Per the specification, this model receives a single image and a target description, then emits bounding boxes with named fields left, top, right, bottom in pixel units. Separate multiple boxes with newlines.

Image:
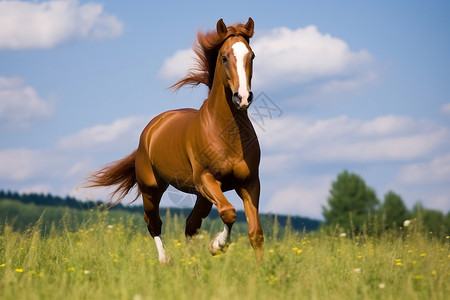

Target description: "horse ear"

left=217, top=19, right=227, bottom=37
left=245, top=17, right=254, bottom=37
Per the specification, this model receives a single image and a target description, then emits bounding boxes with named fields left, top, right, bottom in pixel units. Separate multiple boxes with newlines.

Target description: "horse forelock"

left=170, top=23, right=253, bottom=92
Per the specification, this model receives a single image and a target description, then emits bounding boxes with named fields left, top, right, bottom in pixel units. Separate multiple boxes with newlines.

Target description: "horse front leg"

left=195, top=172, right=236, bottom=256
left=237, top=178, right=264, bottom=261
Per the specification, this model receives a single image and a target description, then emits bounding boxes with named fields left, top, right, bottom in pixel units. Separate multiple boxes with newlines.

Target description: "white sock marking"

left=154, top=235, right=168, bottom=263
left=232, top=42, right=249, bottom=106
left=216, top=225, right=230, bottom=247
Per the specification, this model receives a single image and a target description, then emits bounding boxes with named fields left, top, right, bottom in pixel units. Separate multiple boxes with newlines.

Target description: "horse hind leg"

left=185, top=194, right=213, bottom=238
left=141, top=185, right=169, bottom=263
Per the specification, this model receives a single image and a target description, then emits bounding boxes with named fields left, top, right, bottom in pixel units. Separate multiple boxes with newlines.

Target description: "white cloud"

left=252, top=26, right=374, bottom=89
left=258, top=114, right=449, bottom=163
left=0, top=0, right=123, bottom=50
left=56, top=115, right=149, bottom=151
left=441, top=103, right=450, bottom=116
left=0, top=76, right=55, bottom=128
left=260, top=153, right=295, bottom=174
left=0, top=148, right=47, bottom=180
left=264, top=176, right=332, bottom=219
left=20, top=183, right=54, bottom=195
left=159, top=25, right=374, bottom=92
left=396, top=153, right=450, bottom=185
left=158, top=48, right=196, bottom=80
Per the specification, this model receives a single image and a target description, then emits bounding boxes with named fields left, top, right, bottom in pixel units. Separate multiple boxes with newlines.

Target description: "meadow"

left=0, top=210, right=449, bottom=300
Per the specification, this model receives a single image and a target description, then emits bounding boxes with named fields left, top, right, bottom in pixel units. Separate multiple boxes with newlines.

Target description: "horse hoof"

left=209, top=233, right=230, bottom=256
left=158, top=256, right=171, bottom=265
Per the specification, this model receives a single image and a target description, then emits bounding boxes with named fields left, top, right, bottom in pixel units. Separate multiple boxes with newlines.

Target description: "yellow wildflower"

left=15, top=268, right=24, bottom=273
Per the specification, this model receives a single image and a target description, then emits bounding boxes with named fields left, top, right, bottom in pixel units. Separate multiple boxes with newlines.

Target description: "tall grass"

left=0, top=210, right=449, bottom=299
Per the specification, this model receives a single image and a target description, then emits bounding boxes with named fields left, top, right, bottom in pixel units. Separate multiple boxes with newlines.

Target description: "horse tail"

left=86, top=150, right=141, bottom=206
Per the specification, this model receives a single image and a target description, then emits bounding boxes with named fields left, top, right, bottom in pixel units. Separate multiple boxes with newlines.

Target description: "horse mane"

left=170, top=22, right=254, bottom=92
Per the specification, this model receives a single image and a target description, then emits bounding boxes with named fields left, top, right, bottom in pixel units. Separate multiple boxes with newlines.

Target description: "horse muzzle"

left=232, top=91, right=254, bottom=110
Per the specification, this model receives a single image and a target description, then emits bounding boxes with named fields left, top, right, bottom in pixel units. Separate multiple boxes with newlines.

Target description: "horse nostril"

left=232, top=92, right=242, bottom=107
left=248, top=92, right=254, bottom=104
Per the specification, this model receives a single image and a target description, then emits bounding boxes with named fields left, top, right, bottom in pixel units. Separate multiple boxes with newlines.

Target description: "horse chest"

left=197, top=141, right=249, bottom=180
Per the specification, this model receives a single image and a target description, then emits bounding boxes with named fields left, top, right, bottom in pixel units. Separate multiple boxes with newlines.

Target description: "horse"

left=87, top=18, right=263, bottom=263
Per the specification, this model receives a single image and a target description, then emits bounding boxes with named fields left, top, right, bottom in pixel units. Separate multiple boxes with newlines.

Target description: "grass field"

left=0, top=210, right=449, bottom=300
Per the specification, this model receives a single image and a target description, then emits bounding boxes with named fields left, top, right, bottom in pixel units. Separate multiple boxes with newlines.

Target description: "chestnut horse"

left=87, top=18, right=263, bottom=262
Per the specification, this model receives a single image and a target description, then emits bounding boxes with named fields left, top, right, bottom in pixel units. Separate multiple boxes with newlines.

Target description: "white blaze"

left=232, top=42, right=250, bottom=105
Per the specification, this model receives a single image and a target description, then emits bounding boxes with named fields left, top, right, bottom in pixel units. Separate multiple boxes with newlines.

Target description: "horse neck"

left=203, top=73, right=250, bottom=130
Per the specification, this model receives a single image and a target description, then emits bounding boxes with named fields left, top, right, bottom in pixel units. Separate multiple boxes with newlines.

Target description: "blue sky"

left=1, top=0, right=449, bottom=219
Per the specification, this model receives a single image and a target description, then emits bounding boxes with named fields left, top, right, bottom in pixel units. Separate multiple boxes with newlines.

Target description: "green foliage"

left=413, top=203, right=448, bottom=235
left=322, top=170, right=379, bottom=232
left=380, top=191, right=411, bottom=228
left=322, top=172, right=449, bottom=235
left=0, top=199, right=146, bottom=236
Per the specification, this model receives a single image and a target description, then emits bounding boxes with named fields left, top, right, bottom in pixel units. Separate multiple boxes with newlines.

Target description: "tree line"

left=322, top=170, right=450, bottom=235
left=0, top=190, right=320, bottom=234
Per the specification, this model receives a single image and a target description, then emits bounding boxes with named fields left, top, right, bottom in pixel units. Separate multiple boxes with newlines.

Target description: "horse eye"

left=221, top=56, right=227, bottom=63
left=251, top=53, right=256, bottom=60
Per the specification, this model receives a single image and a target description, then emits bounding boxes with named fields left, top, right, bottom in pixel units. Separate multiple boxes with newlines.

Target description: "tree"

left=380, top=191, right=410, bottom=228
left=322, top=170, right=379, bottom=232
left=413, top=202, right=447, bottom=234
left=445, top=212, right=450, bottom=235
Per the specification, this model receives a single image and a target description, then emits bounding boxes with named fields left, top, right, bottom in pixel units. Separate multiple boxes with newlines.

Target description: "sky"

left=0, top=0, right=449, bottom=220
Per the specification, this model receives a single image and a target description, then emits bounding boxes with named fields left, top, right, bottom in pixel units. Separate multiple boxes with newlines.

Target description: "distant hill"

left=0, top=190, right=321, bottom=233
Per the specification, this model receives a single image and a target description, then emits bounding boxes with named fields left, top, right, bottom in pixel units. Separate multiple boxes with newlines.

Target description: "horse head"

left=216, top=18, right=255, bottom=110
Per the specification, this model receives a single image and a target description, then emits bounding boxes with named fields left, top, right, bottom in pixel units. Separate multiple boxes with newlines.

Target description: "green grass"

left=0, top=211, right=449, bottom=299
